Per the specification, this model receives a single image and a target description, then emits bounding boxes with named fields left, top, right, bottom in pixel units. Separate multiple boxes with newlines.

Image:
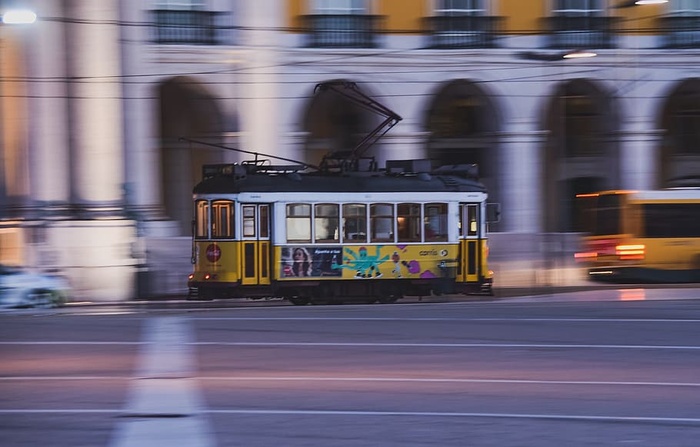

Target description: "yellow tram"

left=187, top=159, right=495, bottom=304
left=186, top=81, right=496, bottom=304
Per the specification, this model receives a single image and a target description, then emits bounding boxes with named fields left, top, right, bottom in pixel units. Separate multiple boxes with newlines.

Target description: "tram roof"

left=193, top=163, right=487, bottom=195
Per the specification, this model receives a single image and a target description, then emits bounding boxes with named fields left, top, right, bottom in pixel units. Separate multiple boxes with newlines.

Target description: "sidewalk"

left=493, top=283, right=700, bottom=302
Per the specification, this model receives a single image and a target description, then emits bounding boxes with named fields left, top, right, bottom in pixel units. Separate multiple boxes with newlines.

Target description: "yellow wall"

left=285, top=0, right=667, bottom=35
left=499, top=0, right=546, bottom=35
left=619, top=4, right=667, bottom=35
left=379, top=0, right=426, bottom=34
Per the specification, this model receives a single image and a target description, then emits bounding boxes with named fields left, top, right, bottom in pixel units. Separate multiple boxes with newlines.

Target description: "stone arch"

left=301, top=79, right=389, bottom=168
left=541, top=78, right=620, bottom=232
left=657, top=78, right=700, bottom=187
left=157, top=76, right=232, bottom=234
left=423, top=79, right=502, bottom=227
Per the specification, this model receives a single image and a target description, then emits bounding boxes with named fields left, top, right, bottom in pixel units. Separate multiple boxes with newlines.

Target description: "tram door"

left=460, top=203, right=481, bottom=282
left=241, top=204, right=271, bottom=286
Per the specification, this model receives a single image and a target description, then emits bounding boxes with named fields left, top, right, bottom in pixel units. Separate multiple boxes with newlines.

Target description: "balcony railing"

left=543, top=16, right=620, bottom=49
left=658, top=16, right=700, bottom=48
left=151, top=10, right=230, bottom=45
left=424, top=15, right=503, bottom=49
left=301, top=14, right=382, bottom=48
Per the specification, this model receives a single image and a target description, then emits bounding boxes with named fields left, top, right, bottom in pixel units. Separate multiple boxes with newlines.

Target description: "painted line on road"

left=108, top=317, right=216, bottom=447
left=206, top=409, right=700, bottom=425
left=1, top=408, right=698, bottom=425
left=0, top=341, right=143, bottom=345
left=198, top=376, right=700, bottom=387
left=193, top=341, right=700, bottom=350
left=1, top=375, right=699, bottom=388
left=2, top=340, right=699, bottom=350
left=192, top=316, right=700, bottom=323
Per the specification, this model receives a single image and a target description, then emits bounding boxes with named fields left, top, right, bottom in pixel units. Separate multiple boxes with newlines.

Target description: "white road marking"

left=2, top=340, right=699, bottom=350
left=198, top=376, right=700, bottom=387
left=1, top=375, right=699, bottom=388
left=1, top=408, right=698, bottom=425
left=191, top=317, right=700, bottom=323
left=193, top=341, right=700, bottom=350
left=108, top=317, right=216, bottom=447
left=5, top=376, right=700, bottom=390
left=203, top=409, right=700, bottom=424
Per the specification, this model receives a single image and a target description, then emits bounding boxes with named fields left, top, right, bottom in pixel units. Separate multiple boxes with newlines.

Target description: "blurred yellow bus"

left=575, top=188, right=700, bottom=283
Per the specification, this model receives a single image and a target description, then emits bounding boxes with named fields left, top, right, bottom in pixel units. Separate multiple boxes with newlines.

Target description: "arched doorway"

left=542, top=78, right=619, bottom=232
left=658, top=78, right=700, bottom=187
left=158, top=77, right=229, bottom=234
left=424, top=80, right=501, bottom=228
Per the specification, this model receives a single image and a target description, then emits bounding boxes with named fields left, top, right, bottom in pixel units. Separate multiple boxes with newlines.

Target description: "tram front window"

left=195, top=200, right=209, bottom=239
left=212, top=200, right=234, bottom=239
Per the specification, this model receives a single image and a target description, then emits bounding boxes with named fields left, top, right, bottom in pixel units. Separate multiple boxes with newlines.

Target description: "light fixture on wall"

left=562, top=49, right=597, bottom=59
left=517, top=49, right=597, bottom=61
left=1, top=9, right=37, bottom=24
left=614, top=0, right=668, bottom=8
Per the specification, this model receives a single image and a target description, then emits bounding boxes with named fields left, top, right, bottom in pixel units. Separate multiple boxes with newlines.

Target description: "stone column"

left=51, top=0, right=137, bottom=301
left=0, top=22, right=31, bottom=215
left=119, top=0, right=167, bottom=235
left=619, top=124, right=662, bottom=191
left=499, top=121, right=547, bottom=233
left=27, top=0, right=70, bottom=215
left=239, top=0, right=281, bottom=158
left=65, top=0, right=125, bottom=215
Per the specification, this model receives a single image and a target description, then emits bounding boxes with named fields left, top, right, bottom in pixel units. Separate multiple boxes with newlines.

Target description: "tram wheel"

left=377, top=295, right=399, bottom=304
left=288, top=297, right=310, bottom=306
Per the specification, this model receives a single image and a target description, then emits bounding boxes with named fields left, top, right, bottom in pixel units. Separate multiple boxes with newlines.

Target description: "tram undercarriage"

left=188, top=277, right=491, bottom=304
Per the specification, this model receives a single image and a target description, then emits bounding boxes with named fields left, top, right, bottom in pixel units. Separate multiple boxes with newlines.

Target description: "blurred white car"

left=0, top=265, right=70, bottom=308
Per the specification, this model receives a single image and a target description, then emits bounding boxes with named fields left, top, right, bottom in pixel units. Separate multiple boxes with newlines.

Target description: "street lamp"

left=2, top=9, right=36, bottom=25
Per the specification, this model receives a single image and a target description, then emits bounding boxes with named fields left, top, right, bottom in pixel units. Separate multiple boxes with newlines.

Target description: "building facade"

left=1, top=0, right=698, bottom=300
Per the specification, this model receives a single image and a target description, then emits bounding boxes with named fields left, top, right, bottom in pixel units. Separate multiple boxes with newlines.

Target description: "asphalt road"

left=1, top=288, right=700, bottom=446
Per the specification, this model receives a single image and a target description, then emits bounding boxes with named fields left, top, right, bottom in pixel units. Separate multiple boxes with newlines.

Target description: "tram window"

left=195, top=200, right=209, bottom=239
left=371, top=203, right=394, bottom=242
left=424, top=203, right=448, bottom=242
left=343, top=203, right=367, bottom=242
left=287, top=203, right=311, bottom=242
left=397, top=203, right=421, bottom=242
left=243, top=205, right=256, bottom=237
left=467, top=204, right=478, bottom=236
left=315, top=203, right=339, bottom=243
left=211, top=200, right=234, bottom=239
left=259, top=205, right=269, bottom=238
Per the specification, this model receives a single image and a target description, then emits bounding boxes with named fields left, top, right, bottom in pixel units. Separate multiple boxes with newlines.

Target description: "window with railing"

left=661, top=0, right=700, bottom=47
left=151, top=1, right=229, bottom=45
left=426, top=0, right=501, bottom=48
left=546, top=0, right=617, bottom=49
left=303, top=0, right=379, bottom=48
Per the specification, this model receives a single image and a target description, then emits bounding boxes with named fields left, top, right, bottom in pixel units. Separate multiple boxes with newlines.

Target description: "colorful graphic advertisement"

left=281, top=246, right=343, bottom=278
left=281, top=245, right=456, bottom=279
